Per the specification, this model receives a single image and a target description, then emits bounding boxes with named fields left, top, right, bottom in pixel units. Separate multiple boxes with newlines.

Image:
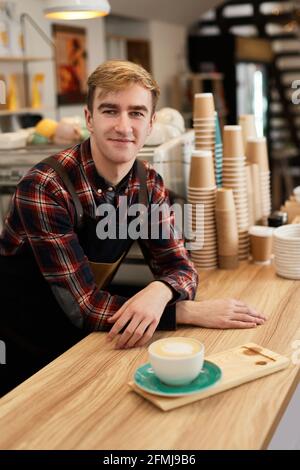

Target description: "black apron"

left=0, top=157, right=152, bottom=396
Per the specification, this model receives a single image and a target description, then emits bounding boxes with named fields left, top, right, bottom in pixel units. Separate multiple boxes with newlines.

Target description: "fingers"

left=133, top=321, right=158, bottom=348
left=234, top=307, right=267, bottom=321
left=232, top=300, right=267, bottom=321
left=247, top=308, right=267, bottom=321
left=107, top=310, right=133, bottom=340
left=231, top=313, right=265, bottom=325
left=119, top=319, right=150, bottom=349
left=107, top=300, right=131, bottom=324
left=234, top=299, right=247, bottom=308
left=229, top=320, right=257, bottom=329
left=115, top=317, right=143, bottom=349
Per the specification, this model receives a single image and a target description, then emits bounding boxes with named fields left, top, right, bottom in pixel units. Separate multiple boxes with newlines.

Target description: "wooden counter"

left=0, top=262, right=299, bottom=450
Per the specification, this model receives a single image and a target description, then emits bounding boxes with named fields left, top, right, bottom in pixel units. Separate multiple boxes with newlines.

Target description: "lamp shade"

left=44, top=0, right=111, bottom=20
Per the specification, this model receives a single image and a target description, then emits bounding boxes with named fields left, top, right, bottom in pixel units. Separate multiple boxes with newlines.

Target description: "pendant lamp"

left=44, top=0, right=111, bottom=20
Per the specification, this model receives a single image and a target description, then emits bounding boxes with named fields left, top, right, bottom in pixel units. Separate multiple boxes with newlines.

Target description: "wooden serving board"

left=128, top=343, right=290, bottom=411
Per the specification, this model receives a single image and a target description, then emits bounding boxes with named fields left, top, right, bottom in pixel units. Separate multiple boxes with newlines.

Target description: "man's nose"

left=114, top=113, right=132, bottom=134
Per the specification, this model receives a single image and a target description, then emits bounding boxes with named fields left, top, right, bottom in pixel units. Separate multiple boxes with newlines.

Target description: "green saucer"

left=134, top=361, right=222, bottom=397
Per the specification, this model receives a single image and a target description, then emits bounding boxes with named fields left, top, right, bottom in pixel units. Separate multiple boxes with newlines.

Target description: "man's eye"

left=130, top=111, right=144, bottom=117
left=103, top=110, right=117, bottom=115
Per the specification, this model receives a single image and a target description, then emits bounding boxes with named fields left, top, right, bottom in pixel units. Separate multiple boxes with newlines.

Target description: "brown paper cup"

left=239, top=114, right=257, bottom=151
left=195, top=137, right=215, bottom=144
left=246, top=137, right=269, bottom=172
left=216, top=188, right=235, bottom=211
left=246, top=164, right=255, bottom=226
left=188, top=186, right=216, bottom=193
left=223, top=156, right=246, bottom=163
left=193, top=117, right=215, bottom=123
left=223, top=125, right=244, bottom=158
left=249, top=226, right=274, bottom=264
left=222, top=178, right=247, bottom=185
left=219, top=255, right=239, bottom=269
left=193, top=93, right=215, bottom=119
left=189, top=150, right=216, bottom=188
left=216, top=210, right=238, bottom=246
left=194, top=128, right=215, bottom=134
left=249, top=163, right=262, bottom=223
left=195, top=144, right=215, bottom=151
left=193, top=125, right=215, bottom=132
left=223, top=168, right=246, bottom=176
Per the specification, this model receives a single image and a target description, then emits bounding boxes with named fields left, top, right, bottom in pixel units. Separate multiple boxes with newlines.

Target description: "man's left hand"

left=107, top=281, right=173, bottom=348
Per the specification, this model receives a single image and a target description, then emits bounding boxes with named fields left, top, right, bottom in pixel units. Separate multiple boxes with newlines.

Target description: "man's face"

left=85, top=84, right=154, bottom=166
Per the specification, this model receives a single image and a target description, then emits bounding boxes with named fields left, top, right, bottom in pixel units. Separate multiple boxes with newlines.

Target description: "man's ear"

left=148, top=112, right=156, bottom=135
left=84, top=106, right=93, bottom=134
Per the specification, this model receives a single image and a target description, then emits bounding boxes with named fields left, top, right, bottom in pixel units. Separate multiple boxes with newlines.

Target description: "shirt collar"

left=79, top=138, right=136, bottom=194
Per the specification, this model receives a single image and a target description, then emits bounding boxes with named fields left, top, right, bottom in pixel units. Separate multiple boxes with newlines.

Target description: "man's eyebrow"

left=128, top=105, right=149, bottom=113
left=97, top=103, right=119, bottom=110
left=97, top=103, right=149, bottom=113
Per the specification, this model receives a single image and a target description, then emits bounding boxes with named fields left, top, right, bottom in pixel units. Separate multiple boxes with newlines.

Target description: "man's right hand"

left=176, top=299, right=267, bottom=329
left=107, top=281, right=173, bottom=349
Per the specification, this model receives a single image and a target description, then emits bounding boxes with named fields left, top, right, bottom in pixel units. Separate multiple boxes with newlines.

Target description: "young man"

left=0, top=60, right=266, bottom=396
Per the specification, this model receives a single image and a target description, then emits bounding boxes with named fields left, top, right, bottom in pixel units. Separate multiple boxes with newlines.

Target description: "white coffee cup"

left=148, top=337, right=205, bottom=386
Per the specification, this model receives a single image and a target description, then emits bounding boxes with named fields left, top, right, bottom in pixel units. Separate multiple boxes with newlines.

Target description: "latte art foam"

left=151, top=338, right=201, bottom=358
left=161, top=342, right=195, bottom=356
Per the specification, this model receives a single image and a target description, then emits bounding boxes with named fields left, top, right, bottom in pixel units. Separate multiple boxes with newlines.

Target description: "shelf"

left=0, top=107, right=53, bottom=116
left=0, top=56, right=53, bottom=62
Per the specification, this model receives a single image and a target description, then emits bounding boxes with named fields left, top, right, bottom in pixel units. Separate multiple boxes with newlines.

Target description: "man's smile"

left=108, top=138, right=135, bottom=143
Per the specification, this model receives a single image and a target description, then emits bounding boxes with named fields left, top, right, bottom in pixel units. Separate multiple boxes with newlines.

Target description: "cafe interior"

left=0, top=0, right=299, bottom=453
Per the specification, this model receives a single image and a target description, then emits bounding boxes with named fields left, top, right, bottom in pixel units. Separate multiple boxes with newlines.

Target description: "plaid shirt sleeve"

left=140, top=166, right=199, bottom=303
left=15, top=169, right=128, bottom=332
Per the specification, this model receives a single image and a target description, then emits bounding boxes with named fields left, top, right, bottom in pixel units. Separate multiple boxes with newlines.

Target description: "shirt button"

left=107, top=186, right=114, bottom=192
left=97, top=188, right=102, bottom=194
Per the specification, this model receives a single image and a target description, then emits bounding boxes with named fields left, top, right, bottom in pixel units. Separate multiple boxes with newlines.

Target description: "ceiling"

left=109, top=0, right=224, bottom=26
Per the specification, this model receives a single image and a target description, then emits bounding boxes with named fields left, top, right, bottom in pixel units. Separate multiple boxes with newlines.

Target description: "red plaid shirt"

left=0, top=139, right=198, bottom=330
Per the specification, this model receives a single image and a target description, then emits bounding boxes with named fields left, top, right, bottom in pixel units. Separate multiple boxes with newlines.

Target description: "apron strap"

left=43, top=156, right=84, bottom=230
left=42, top=156, right=149, bottom=228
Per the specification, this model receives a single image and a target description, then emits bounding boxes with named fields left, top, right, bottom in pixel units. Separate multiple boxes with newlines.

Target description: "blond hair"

left=87, top=60, right=160, bottom=115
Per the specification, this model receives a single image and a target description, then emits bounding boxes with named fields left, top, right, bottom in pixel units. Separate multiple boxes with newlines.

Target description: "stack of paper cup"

left=249, top=163, right=263, bottom=223
left=246, top=164, right=255, bottom=227
left=222, top=125, right=249, bottom=260
left=215, top=111, right=223, bottom=188
left=187, top=150, right=218, bottom=270
left=239, top=114, right=257, bottom=152
left=246, top=137, right=271, bottom=222
left=193, top=93, right=216, bottom=160
left=273, top=224, right=300, bottom=279
left=193, top=92, right=215, bottom=121
left=215, top=188, right=239, bottom=269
